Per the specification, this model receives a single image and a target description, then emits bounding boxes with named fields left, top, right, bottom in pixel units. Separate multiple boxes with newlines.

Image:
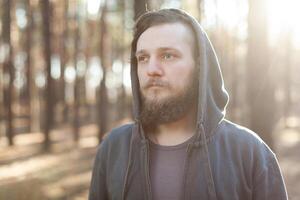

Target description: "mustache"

left=142, top=79, right=169, bottom=89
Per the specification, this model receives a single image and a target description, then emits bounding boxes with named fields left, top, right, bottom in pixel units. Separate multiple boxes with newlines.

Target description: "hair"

left=130, top=9, right=199, bottom=67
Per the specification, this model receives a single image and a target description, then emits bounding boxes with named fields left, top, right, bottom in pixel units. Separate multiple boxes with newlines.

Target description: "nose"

left=147, top=57, right=163, bottom=76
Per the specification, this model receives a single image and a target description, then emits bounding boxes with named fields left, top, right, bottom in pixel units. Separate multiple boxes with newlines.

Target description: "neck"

left=146, top=108, right=197, bottom=146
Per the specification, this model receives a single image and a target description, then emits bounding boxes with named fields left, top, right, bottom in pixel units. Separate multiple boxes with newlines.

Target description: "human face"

left=136, top=22, right=196, bottom=104
left=136, top=22, right=198, bottom=126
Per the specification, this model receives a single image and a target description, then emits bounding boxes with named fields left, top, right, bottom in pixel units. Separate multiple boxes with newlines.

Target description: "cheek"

left=137, top=66, right=141, bottom=77
left=137, top=68, right=145, bottom=86
left=169, top=65, right=194, bottom=87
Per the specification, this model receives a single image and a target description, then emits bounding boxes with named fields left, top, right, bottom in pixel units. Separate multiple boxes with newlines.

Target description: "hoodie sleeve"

left=253, top=153, right=288, bottom=200
left=88, top=143, right=108, bottom=200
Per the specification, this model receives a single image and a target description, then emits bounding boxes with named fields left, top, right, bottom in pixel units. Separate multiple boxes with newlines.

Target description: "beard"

left=139, top=70, right=198, bottom=129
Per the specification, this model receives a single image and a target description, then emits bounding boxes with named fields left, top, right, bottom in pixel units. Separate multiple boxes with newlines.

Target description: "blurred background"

left=0, top=0, right=299, bottom=199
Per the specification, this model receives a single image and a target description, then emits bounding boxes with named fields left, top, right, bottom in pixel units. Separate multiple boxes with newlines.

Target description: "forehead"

left=136, top=22, right=194, bottom=53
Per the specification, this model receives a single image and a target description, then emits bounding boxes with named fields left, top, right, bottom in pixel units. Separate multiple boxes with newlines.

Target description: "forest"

left=0, top=0, right=299, bottom=199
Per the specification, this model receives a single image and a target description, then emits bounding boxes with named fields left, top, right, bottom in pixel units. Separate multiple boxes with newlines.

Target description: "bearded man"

left=89, top=9, right=287, bottom=200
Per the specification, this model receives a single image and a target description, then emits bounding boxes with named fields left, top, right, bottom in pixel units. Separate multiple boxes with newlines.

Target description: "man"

left=89, top=9, right=287, bottom=200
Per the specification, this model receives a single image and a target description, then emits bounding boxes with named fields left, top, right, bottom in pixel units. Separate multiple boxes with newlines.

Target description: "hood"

left=130, top=8, right=229, bottom=141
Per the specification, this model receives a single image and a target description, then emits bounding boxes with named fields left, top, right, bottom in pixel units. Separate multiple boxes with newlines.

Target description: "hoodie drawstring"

left=199, top=123, right=218, bottom=200
left=121, top=123, right=139, bottom=200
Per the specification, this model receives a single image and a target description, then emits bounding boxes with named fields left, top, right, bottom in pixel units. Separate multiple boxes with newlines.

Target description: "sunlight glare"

left=203, top=0, right=248, bottom=39
left=16, top=8, right=27, bottom=29
left=86, top=57, right=102, bottom=87
left=65, top=64, right=76, bottom=83
left=123, top=63, right=131, bottom=91
left=51, top=55, right=61, bottom=80
left=86, top=0, right=102, bottom=17
left=268, top=0, right=300, bottom=48
left=215, top=0, right=247, bottom=30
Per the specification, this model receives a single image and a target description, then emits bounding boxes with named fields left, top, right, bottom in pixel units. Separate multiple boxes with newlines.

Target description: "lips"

left=144, top=80, right=168, bottom=89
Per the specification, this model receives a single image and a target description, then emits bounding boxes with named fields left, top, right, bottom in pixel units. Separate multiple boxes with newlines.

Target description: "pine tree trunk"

left=60, top=0, right=68, bottom=123
left=283, top=32, right=292, bottom=124
left=25, top=0, right=33, bottom=132
left=97, top=2, right=109, bottom=142
left=41, top=0, right=53, bottom=150
left=247, top=0, right=274, bottom=149
left=119, top=0, right=127, bottom=120
left=197, top=0, right=203, bottom=22
left=2, top=0, right=14, bottom=146
left=134, top=0, right=148, bottom=20
left=73, top=3, right=80, bottom=143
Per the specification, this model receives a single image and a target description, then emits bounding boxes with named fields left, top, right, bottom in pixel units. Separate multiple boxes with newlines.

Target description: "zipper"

left=144, top=141, right=153, bottom=200
left=121, top=144, right=132, bottom=200
left=122, top=125, right=137, bottom=200
left=182, top=143, right=193, bottom=200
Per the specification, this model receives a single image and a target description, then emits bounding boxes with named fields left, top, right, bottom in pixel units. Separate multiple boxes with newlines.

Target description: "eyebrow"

left=135, top=47, right=179, bottom=57
left=135, top=49, right=147, bottom=57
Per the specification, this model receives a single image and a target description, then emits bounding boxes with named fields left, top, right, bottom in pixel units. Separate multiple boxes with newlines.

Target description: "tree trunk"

left=197, top=0, right=203, bottom=22
left=73, top=3, right=80, bottom=143
left=134, top=0, right=148, bottom=20
left=118, top=0, right=127, bottom=120
left=41, top=0, right=53, bottom=150
left=247, top=0, right=274, bottom=149
left=2, top=0, right=14, bottom=146
left=25, top=0, right=33, bottom=132
left=60, top=0, right=68, bottom=123
left=97, top=2, right=109, bottom=143
left=228, top=34, right=238, bottom=121
left=283, top=32, right=292, bottom=124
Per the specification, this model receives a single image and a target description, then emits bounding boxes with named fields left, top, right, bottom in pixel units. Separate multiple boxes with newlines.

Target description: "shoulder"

left=105, top=123, right=133, bottom=142
left=100, top=123, right=134, bottom=149
left=215, top=119, right=276, bottom=163
left=94, top=123, right=133, bottom=159
left=214, top=121, right=287, bottom=198
left=90, top=123, right=134, bottom=194
left=215, top=119, right=283, bottom=179
left=219, top=119, right=263, bottom=140
left=218, top=119, right=271, bottom=149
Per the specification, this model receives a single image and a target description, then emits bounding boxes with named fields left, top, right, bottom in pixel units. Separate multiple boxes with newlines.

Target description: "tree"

left=283, top=32, right=292, bottom=124
left=2, top=0, right=14, bottom=146
left=134, top=0, right=149, bottom=20
left=197, top=0, right=203, bottom=22
left=247, top=0, right=274, bottom=149
left=41, top=0, right=53, bottom=150
left=73, top=2, right=80, bottom=143
left=97, top=1, right=109, bottom=142
left=59, top=0, right=69, bottom=123
left=25, top=0, right=33, bottom=132
left=118, top=0, right=127, bottom=120
left=3, top=0, right=14, bottom=146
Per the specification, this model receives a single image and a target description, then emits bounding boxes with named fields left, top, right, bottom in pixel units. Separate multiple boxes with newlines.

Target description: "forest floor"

left=0, top=117, right=299, bottom=200
left=275, top=116, right=300, bottom=200
left=0, top=123, right=101, bottom=200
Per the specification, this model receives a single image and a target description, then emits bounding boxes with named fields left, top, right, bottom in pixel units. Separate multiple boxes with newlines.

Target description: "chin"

left=146, top=91, right=168, bottom=100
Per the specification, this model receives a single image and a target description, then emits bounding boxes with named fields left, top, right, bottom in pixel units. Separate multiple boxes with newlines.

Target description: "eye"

left=162, top=53, right=174, bottom=60
left=137, top=55, right=149, bottom=63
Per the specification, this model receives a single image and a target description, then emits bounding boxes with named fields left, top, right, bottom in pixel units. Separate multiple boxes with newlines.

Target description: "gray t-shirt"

left=149, top=136, right=195, bottom=200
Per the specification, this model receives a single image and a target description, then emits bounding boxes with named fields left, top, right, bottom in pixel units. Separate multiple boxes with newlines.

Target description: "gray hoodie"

left=89, top=8, right=288, bottom=200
